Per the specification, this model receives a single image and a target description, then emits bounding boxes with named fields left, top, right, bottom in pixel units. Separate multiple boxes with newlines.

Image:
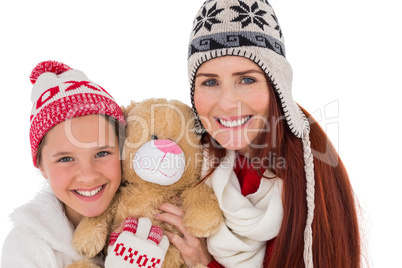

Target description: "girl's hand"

left=155, top=202, right=213, bottom=267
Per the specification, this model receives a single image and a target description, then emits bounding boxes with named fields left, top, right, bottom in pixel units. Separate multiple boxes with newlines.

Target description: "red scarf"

left=234, top=154, right=264, bottom=196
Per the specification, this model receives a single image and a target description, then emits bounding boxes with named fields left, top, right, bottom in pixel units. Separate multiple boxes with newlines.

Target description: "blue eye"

left=242, top=77, right=255, bottom=84
left=96, top=151, right=110, bottom=158
left=204, top=80, right=217, bottom=86
left=58, top=157, right=72, bottom=162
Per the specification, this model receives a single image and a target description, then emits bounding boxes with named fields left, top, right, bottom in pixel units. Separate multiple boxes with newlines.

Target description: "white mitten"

left=105, top=217, right=169, bottom=268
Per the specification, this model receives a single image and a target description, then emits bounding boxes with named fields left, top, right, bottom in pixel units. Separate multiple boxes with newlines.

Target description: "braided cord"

left=302, top=131, right=315, bottom=268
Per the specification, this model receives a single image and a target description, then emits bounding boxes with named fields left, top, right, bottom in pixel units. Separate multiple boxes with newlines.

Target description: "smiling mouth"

left=217, top=115, right=252, bottom=128
left=74, top=185, right=105, bottom=197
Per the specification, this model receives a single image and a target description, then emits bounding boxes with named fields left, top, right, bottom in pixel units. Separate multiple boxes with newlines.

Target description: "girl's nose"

left=154, top=139, right=182, bottom=155
left=77, top=161, right=99, bottom=182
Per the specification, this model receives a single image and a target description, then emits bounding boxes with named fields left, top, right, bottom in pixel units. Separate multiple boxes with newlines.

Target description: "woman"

left=158, top=0, right=361, bottom=267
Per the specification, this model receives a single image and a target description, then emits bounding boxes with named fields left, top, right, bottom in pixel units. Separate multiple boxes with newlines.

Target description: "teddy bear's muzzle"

left=132, top=139, right=186, bottom=186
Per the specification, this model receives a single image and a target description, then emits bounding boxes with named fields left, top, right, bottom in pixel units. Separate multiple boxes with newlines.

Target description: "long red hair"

left=201, top=85, right=361, bottom=267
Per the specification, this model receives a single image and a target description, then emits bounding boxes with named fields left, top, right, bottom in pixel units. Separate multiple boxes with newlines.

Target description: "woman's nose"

left=218, top=84, right=240, bottom=112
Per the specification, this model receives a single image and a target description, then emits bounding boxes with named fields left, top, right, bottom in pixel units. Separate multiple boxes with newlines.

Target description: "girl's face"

left=39, top=115, right=121, bottom=227
left=194, top=56, right=271, bottom=155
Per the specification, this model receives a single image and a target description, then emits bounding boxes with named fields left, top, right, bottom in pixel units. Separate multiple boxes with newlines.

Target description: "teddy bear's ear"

left=121, top=101, right=137, bottom=119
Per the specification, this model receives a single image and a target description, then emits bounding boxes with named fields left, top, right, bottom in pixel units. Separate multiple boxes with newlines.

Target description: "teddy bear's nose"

left=154, top=139, right=182, bottom=155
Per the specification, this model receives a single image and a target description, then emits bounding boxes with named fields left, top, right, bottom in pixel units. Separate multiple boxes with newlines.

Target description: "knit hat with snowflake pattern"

left=29, top=61, right=126, bottom=167
left=188, top=1, right=315, bottom=267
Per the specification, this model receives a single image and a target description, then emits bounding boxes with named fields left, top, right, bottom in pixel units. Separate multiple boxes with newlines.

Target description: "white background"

left=0, top=0, right=401, bottom=266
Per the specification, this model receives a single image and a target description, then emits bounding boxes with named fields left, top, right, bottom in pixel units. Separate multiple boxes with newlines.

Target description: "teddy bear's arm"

left=72, top=193, right=119, bottom=258
left=181, top=184, right=223, bottom=237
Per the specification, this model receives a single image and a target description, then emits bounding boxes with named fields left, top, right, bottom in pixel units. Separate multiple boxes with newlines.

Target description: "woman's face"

left=194, top=56, right=271, bottom=155
left=39, top=115, right=121, bottom=227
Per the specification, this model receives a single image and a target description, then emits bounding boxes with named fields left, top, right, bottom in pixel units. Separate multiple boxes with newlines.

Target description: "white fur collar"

left=10, top=184, right=81, bottom=260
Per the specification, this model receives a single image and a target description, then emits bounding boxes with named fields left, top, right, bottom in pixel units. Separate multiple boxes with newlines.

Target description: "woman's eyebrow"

left=195, top=73, right=218, bottom=78
left=232, top=69, right=265, bottom=76
left=196, top=69, right=265, bottom=78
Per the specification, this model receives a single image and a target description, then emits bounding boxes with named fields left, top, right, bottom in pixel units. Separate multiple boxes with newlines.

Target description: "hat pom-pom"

left=30, top=61, right=72, bottom=85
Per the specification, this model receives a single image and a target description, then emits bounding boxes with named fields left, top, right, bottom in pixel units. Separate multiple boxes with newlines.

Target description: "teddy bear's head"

left=121, top=98, right=203, bottom=189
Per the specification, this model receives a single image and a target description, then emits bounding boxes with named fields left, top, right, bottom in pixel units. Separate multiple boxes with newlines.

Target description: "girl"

left=1, top=61, right=168, bottom=267
left=158, top=0, right=361, bottom=267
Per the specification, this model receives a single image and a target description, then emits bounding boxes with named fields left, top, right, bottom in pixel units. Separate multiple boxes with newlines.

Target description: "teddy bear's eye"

left=151, top=134, right=158, bottom=140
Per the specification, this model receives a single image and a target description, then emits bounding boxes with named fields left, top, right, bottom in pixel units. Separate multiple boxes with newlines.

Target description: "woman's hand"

left=156, top=202, right=213, bottom=267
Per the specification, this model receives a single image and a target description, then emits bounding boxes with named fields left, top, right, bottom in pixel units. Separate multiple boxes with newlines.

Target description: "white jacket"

left=1, top=185, right=103, bottom=267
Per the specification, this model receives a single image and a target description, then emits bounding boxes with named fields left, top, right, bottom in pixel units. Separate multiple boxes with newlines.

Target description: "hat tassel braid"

left=302, top=130, right=315, bottom=268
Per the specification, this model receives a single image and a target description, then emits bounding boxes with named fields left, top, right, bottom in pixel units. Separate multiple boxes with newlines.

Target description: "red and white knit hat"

left=29, top=61, right=126, bottom=167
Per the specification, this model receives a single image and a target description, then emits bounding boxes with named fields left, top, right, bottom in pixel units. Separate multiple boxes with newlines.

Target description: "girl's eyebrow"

left=51, top=146, right=114, bottom=158
left=97, top=145, right=116, bottom=150
left=52, top=152, right=72, bottom=158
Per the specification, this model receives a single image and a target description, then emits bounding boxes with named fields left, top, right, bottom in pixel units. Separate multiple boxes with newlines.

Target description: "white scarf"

left=204, top=150, right=283, bottom=268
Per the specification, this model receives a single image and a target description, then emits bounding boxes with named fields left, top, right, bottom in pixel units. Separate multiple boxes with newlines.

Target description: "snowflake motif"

left=193, top=2, right=224, bottom=35
left=230, top=0, right=269, bottom=30
left=271, top=12, right=282, bottom=38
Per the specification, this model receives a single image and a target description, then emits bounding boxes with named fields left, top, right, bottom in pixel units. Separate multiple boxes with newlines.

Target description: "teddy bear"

left=69, top=98, right=223, bottom=268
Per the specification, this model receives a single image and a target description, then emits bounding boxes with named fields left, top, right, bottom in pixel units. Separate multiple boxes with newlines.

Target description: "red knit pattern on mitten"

left=122, top=217, right=138, bottom=234
left=109, top=232, right=120, bottom=246
left=148, top=225, right=163, bottom=245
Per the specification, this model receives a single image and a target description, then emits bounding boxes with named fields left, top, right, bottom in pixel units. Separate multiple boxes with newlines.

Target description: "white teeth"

left=219, top=116, right=251, bottom=128
left=75, top=185, right=103, bottom=197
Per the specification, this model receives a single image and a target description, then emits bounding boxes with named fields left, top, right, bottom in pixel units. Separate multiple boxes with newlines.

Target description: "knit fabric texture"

left=188, top=0, right=309, bottom=138
left=106, top=218, right=168, bottom=268
left=187, top=1, right=316, bottom=267
left=29, top=60, right=126, bottom=167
